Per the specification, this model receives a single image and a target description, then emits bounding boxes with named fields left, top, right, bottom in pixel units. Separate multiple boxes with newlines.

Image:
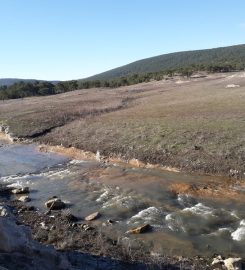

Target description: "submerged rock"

left=85, top=212, right=101, bottom=221
left=126, top=224, right=152, bottom=234
left=45, top=198, right=66, bottom=210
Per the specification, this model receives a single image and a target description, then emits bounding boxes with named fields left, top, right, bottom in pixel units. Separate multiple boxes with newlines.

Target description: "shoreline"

left=38, top=144, right=181, bottom=173
left=0, top=128, right=239, bottom=179
left=0, top=128, right=184, bottom=174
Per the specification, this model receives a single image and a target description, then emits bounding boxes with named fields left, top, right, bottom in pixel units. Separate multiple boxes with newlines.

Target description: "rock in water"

left=11, top=187, right=29, bottom=194
left=18, top=195, right=31, bottom=202
left=45, top=198, right=66, bottom=210
left=126, top=224, right=151, bottom=234
left=0, top=205, right=12, bottom=217
left=85, top=212, right=101, bottom=221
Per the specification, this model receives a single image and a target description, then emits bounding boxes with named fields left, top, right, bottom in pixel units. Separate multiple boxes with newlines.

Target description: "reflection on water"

left=0, top=141, right=245, bottom=256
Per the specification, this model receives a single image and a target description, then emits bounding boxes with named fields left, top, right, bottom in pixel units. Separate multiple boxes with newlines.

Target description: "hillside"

left=84, top=44, right=245, bottom=81
left=1, top=72, right=244, bottom=178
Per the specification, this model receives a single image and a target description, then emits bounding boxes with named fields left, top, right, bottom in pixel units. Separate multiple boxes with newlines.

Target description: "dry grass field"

left=1, top=72, right=245, bottom=177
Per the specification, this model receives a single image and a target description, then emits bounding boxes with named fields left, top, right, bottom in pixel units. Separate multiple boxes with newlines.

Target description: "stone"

left=107, top=219, right=114, bottom=224
left=11, top=187, right=29, bottom=194
left=61, top=210, right=78, bottom=222
left=85, top=212, right=100, bottom=221
left=126, top=224, right=152, bottom=234
left=18, top=195, right=31, bottom=202
left=212, top=256, right=242, bottom=270
left=0, top=217, right=71, bottom=269
left=102, top=219, right=115, bottom=226
left=226, top=84, right=240, bottom=88
left=80, top=224, right=94, bottom=231
left=194, top=145, right=202, bottom=150
left=0, top=206, right=11, bottom=217
left=40, top=222, right=49, bottom=230
left=45, top=198, right=66, bottom=210
left=224, top=258, right=242, bottom=270
left=96, top=150, right=101, bottom=161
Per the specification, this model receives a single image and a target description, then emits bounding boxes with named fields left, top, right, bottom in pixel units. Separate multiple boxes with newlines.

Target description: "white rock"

left=225, top=84, right=240, bottom=88
left=96, top=150, right=100, bottom=161
left=18, top=195, right=31, bottom=202
left=40, top=222, right=49, bottom=230
left=212, top=256, right=242, bottom=270
left=11, top=187, right=29, bottom=194
left=224, top=258, right=242, bottom=270
left=0, top=206, right=11, bottom=217
left=85, top=211, right=101, bottom=221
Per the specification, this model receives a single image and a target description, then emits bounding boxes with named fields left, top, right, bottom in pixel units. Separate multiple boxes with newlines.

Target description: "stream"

left=0, top=139, right=244, bottom=257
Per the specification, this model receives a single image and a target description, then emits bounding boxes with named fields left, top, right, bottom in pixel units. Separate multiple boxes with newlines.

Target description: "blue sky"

left=1, top=0, right=245, bottom=80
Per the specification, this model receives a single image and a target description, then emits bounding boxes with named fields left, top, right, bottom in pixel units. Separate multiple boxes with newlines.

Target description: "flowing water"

left=0, top=140, right=244, bottom=257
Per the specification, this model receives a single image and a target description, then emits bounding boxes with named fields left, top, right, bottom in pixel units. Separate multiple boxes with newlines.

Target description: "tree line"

left=1, top=63, right=244, bottom=100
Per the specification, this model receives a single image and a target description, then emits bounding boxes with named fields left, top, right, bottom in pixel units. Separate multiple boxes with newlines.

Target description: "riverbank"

left=0, top=139, right=245, bottom=269
left=2, top=130, right=245, bottom=204
left=0, top=72, right=244, bottom=178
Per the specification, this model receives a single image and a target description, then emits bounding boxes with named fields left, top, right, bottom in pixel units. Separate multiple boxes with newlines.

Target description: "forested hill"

left=84, top=44, right=245, bottom=81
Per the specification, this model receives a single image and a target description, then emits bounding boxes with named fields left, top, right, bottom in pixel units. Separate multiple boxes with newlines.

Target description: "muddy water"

left=0, top=141, right=245, bottom=257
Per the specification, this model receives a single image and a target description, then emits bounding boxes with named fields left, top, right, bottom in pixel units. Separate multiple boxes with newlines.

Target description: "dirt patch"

left=169, top=180, right=245, bottom=202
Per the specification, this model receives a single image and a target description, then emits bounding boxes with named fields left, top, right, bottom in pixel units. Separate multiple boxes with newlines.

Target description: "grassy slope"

left=84, top=44, right=245, bottom=81
left=0, top=72, right=245, bottom=177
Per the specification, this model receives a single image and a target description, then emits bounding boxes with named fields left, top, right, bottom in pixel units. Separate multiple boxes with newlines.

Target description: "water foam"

left=231, top=220, right=245, bottom=241
left=165, top=203, right=239, bottom=235
left=38, top=168, right=71, bottom=178
left=182, top=203, right=214, bottom=216
left=177, top=194, right=197, bottom=208
left=102, top=194, right=138, bottom=209
left=128, top=207, right=164, bottom=228
left=165, top=213, right=185, bottom=232
left=69, top=159, right=87, bottom=165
